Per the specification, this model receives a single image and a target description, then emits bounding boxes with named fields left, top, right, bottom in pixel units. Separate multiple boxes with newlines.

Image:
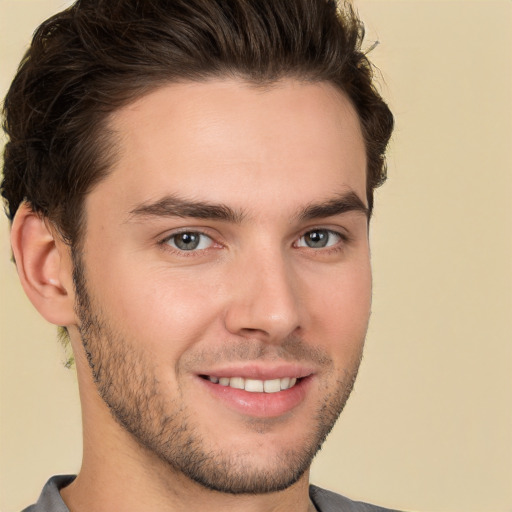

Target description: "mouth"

left=196, top=366, right=314, bottom=417
left=199, top=375, right=299, bottom=393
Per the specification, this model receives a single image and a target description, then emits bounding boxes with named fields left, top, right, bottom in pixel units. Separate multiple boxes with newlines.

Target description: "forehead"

left=91, top=79, right=367, bottom=219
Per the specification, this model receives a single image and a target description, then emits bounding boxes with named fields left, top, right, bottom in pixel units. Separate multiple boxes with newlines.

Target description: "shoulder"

left=21, top=475, right=75, bottom=512
left=309, top=485, right=405, bottom=512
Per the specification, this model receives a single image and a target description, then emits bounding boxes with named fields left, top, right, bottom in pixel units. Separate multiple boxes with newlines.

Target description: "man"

left=1, top=0, right=394, bottom=510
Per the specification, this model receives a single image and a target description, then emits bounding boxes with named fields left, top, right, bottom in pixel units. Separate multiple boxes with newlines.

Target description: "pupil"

left=307, top=230, right=327, bottom=248
left=176, top=232, right=199, bottom=250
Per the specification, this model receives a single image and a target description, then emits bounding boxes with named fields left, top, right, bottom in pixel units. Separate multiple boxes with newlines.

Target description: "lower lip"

left=198, top=376, right=312, bottom=418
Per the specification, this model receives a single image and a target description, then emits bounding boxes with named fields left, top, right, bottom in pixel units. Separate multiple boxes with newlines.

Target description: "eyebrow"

left=127, top=190, right=368, bottom=224
left=297, top=191, right=369, bottom=221
left=128, top=195, right=245, bottom=223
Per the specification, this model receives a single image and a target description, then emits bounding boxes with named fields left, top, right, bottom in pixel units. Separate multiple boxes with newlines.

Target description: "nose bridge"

left=224, top=245, right=302, bottom=341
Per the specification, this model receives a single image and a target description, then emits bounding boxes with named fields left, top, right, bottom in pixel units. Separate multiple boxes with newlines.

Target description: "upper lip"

left=196, top=363, right=315, bottom=380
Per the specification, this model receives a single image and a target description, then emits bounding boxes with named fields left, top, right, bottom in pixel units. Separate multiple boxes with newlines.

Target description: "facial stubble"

left=72, top=253, right=364, bottom=495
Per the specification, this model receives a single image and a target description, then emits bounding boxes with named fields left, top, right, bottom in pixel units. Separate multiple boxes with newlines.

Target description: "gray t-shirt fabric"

left=22, top=475, right=403, bottom=512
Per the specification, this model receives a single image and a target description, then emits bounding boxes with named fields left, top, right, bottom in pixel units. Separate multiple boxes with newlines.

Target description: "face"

left=73, top=79, right=371, bottom=494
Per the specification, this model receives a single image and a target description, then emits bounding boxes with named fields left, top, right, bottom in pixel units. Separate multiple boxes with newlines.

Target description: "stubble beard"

left=72, top=254, right=364, bottom=495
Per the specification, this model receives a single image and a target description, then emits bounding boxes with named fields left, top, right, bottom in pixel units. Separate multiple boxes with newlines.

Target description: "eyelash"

left=158, top=229, right=218, bottom=255
left=158, top=227, right=350, bottom=256
left=294, top=228, right=349, bottom=251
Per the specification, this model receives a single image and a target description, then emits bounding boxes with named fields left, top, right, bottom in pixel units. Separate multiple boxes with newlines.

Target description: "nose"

left=223, top=250, right=302, bottom=343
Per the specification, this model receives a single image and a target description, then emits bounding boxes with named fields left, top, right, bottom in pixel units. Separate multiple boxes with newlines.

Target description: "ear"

left=10, top=203, right=77, bottom=327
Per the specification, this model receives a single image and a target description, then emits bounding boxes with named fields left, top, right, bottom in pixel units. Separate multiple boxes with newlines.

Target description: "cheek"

left=310, top=261, right=372, bottom=354
left=88, top=255, right=226, bottom=354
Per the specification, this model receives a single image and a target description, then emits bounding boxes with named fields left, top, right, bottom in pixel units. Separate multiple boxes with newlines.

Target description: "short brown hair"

left=2, top=0, right=393, bottom=246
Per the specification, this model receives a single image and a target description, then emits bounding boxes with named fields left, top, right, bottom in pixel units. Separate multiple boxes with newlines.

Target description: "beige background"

left=1, top=1, right=511, bottom=511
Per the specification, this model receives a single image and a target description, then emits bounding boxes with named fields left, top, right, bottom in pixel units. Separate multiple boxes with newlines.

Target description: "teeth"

left=245, top=379, right=264, bottom=392
left=206, top=376, right=299, bottom=393
left=264, top=379, right=281, bottom=393
left=229, top=377, right=245, bottom=390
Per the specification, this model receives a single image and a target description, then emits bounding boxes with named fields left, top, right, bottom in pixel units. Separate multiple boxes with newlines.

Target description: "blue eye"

left=166, top=232, right=213, bottom=251
left=297, top=229, right=342, bottom=249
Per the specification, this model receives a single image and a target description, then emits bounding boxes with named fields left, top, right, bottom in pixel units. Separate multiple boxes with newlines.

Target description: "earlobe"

left=10, top=203, right=76, bottom=327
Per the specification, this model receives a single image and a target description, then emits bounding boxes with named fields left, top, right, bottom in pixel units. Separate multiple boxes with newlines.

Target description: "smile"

left=202, top=375, right=298, bottom=393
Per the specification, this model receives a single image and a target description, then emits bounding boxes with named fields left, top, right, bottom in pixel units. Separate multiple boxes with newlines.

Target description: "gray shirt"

left=22, top=475, right=403, bottom=512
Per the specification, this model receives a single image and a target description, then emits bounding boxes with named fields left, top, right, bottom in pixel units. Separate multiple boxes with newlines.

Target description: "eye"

left=165, top=231, right=213, bottom=251
left=296, top=229, right=342, bottom=249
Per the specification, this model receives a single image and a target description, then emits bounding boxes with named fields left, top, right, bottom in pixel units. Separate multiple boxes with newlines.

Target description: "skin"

left=12, top=79, right=370, bottom=512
